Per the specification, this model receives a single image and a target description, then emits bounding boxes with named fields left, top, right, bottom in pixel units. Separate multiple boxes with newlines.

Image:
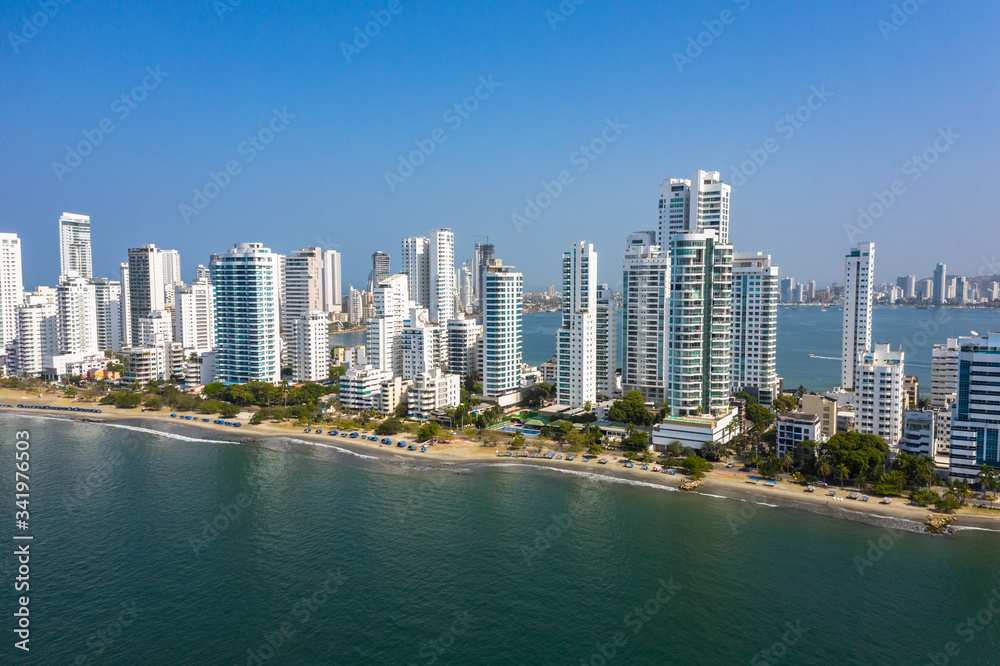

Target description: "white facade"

left=776, top=412, right=821, bottom=456
left=91, top=278, right=122, bottom=352
left=401, top=308, right=445, bottom=379
left=949, top=333, right=1000, bottom=481
left=730, top=252, right=779, bottom=406
left=161, top=249, right=182, bottom=302
left=482, top=259, right=522, bottom=399
left=855, top=343, right=905, bottom=447
left=446, top=314, right=481, bottom=378
left=595, top=284, right=617, bottom=398
left=174, top=280, right=215, bottom=355
left=9, top=303, right=59, bottom=377
left=283, top=247, right=325, bottom=363
left=59, top=212, right=92, bottom=279
left=126, top=245, right=166, bottom=347
left=56, top=275, right=99, bottom=355
left=211, top=243, right=281, bottom=384
left=119, top=262, right=132, bottom=349
left=292, top=311, right=329, bottom=382
left=900, top=409, right=937, bottom=458
left=657, top=170, right=731, bottom=246
left=841, top=242, right=875, bottom=391
left=473, top=242, right=494, bottom=311
left=556, top=241, right=597, bottom=408
left=408, top=368, right=461, bottom=420
left=930, top=338, right=960, bottom=410
left=137, top=310, right=173, bottom=346
left=323, top=250, right=342, bottom=311
left=0, top=233, right=24, bottom=347
left=339, top=364, right=394, bottom=412
left=429, top=229, right=455, bottom=324
left=366, top=274, right=411, bottom=377
left=401, top=237, right=431, bottom=309
left=621, top=232, right=669, bottom=404
left=650, top=411, right=736, bottom=451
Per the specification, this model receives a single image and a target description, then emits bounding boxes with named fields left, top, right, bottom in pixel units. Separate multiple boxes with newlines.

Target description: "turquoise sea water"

left=1, top=416, right=999, bottom=664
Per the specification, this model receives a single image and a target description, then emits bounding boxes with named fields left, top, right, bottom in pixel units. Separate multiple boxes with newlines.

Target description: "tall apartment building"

left=119, top=262, right=132, bottom=347
left=896, top=275, right=916, bottom=299
left=401, top=308, right=446, bottom=380
left=473, top=242, right=494, bottom=310
left=210, top=243, right=281, bottom=384
left=56, top=275, right=99, bottom=354
left=779, top=277, right=796, bottom=303
left=730, top=252, right=779, bottom=406
left=174, top=280, right=215, bottom=355
left=667, top=231, right=733, bottom=417
left=459, top=261, right=474, bottom=314
left=949, top=332, right=1000, bottom=480
left=401, top=237, right=431, bottom=308
left=366, top=274, right=411, bottom=377
left=126, top=245, right=166, bottom=346
left=195, top=264, right=211, bottom=283
left=482, top=259, right=522, bottom=401
left=322, top=250, right=342, bottom=311
left=283, top=247, right=325, bottom=361
left=621, top=232, right=669, bottom=404
left=900, top=410, right=937, bottom=458
left=841, top=242, right=875, bottom=392
left=161, top=249, right=182, bottom=302
left=292, top=311, right=329, bottom=382
left=429, top=229, right=455, bottom=324
left=657, top=170, right=731, bottom=245
left=0, top=233, right=23, bottom=347
left=446, top=314, right=481, bottom=378
left=90, top=278, right=122, bottom=352
left=595, top=284, right=618, bottom=398
left=58, top=212, right=92, bottom=279
left=854, top=343, right=905, bottom=447
left=8, top=302, right=59, bottom=377
left=367, top=251, right=391, bottom=292
left=556, top=241, right=597, bottom=408
left=933, top=263, right=947, bottom=305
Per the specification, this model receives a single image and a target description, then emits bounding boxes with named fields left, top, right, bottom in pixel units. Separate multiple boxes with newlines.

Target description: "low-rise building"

left=649, top=411, right=736, bottom=451
left=408, top=368, right=460, bottom=420
left=339, top=364, right=393, bottom=412
left=775, top=412, right=821, bottom=456
left=379, top=376, right=410, bottom=416
left=798, top=394, right=838, bottom=441
left=900, top=409, right=936, bottom=458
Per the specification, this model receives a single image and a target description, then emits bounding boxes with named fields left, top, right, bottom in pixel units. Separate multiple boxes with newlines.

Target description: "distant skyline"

left=2, top=1, right=998, bottom=290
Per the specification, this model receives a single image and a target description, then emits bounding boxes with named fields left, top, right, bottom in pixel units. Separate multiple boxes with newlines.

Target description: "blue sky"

left=2, top=0, right=998, bottom=291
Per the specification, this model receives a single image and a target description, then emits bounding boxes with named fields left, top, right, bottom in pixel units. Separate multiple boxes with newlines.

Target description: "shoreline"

left=3, top=388, right=999, bottom=533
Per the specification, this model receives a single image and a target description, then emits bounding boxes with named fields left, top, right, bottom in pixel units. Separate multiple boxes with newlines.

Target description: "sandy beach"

left=3, top=387, right=999, bottom=533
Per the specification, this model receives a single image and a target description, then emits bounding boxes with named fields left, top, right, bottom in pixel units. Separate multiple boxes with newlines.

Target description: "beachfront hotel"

left=210, top=242, right=281, bottom=384
left=621, top=232, right=669, bottom=405
left=291, top=311, right=329, bottom=383
left=949, top=332, right=1000, bottom=481
left=556, top=241, right=597, bottom=409
left=58, top=212, right=93, bottom=279
left=482, top=258, right=522, bottom=405
left=730, top=251, right=779, bottom=407
left=841, top=242, right=875, bottom=392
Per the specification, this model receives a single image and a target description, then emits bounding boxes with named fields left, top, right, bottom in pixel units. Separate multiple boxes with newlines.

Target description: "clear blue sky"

left=2, top=0, right=998, bottom=291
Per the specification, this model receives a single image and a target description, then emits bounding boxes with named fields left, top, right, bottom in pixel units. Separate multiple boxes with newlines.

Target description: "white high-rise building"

left=195, top=264, right=211, bottom=283
left=366, top=274, right=411, bottom=377
left=429, top=229, right=455, bottom=324
left=283, top=247, right=325, bottom=362
left=933, top=263, right=947, bottom=305
left=292, top=311, right=329, bottom=382
left=446, top=314, right=481, bottom=378
left=459, top=261, right=474, bottom=314
left=401, top=308, right=446, bottom=379
left=896, top=275, right=916, bottom=300
left=556, top=241, right=597, bottom=408
left=668, top=231, right=733, bottom=417
left=621, top=232, right=669, bottom=404
left=657, top=170, right=731, bottom=246
left=401, top=237, right=431, bottom=309
left=211, top=243, right=281, bottom=384
left=595, top=284, right=618, bottom=398
left=930, top=338, right=961, bottom=410
left=9, top=302, right=59, bottom=377
left=174, top=280, right=215, bottom=355
left=322, top=250, right=342, bottom=311
left=855, top=343, right=905, bottom=447
left=137, top=310, right=173, bottom=347
left=900, top=410, right=937, bottom=458
left=949, top=332, right=1000, bottom=480
left=408, top=368, right=461, bottom=420
left=91, top=278, right=122, bottom=352
left=56, top=275, right=99, bottom=354
left=0, top=233, right=24, bottom=347
left=367, top=251, right=391, bottom=292
left=473, top=242, right=494, bottom=311
left=58, top=213, right=92, bottom=279
left=482, top=259, right=522, bottom=401
left=161, top=249, right=182, bottom=299
left=126, top=245, right=166, bottom=346
left=841, top=242, right=875, bottom=392
left=730, top=252, right=779, bottom=406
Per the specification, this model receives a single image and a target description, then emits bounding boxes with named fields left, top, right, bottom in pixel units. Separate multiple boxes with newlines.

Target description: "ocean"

left=1, top=416, right=998, bottom=664
left=333, top=306, right=1000, bottom=395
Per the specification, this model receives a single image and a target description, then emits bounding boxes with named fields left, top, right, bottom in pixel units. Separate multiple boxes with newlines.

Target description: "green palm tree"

left=979, top=465, right=997, bottom=506
left=779, top=453, right=794, bottom=475
left=836, top=464, right=850, bottom=487
left=816, top=457, right=832, bottom=482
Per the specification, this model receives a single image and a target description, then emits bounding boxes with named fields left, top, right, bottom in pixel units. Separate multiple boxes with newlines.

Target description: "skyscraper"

left=161, top=249, right=182, bottom=292
left=322, top=250, right=342, bottom=311
left=429, top=229, right=455, bottom=324
left=401, top=307, right=446, bottom=379
left=174, top=280, right=215, bottom=355
left=366, top=274, right=411, bottom=376
left=933, top=263, right=947, bottom=305
left=621, top=232, right=669, bottom=404
left=283, top=247, right=325, bottom=361
left=556, top=241, right=597, bottom=408
left=90, top=277, right=122, bottom=352
left=126, top=245, right=166, bottom=347
left=841, top=242, right=875, bottom=392
left=0, top=233, right=23, bottom=347
left=896, top=275, right=916, bottom=300
left=211, top=243, right=281, bottom=384
left=446, top=314, right=481, bottom=378
left=58, top=212, right=92, bottom=278
left=292, top=311, right=329, bottom=382
left=730, top=252, right=779, bottom=406
left=401, top=236, right=431, bottom=308
left=367, top=251, right=391, bottom=292
left=473, top=242, right=494, bottom=309
left=482, top=259, right=522, bottom=400
left=595, top=284, right=618, bottom=398
left=8, top=302, right=58, bottom=377
left=119, top=262, right=131, bottom=348
left=949, top=332, right=1000, bottom=481
left=657, top=170, right=731, bottom=245
left=667, top=230, right=733, bottom=417
left=854, top=343, right=905, bottom=447
left=56, top=275, right=99, bottom=354
left=779, top=277, right=796, bottom=303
